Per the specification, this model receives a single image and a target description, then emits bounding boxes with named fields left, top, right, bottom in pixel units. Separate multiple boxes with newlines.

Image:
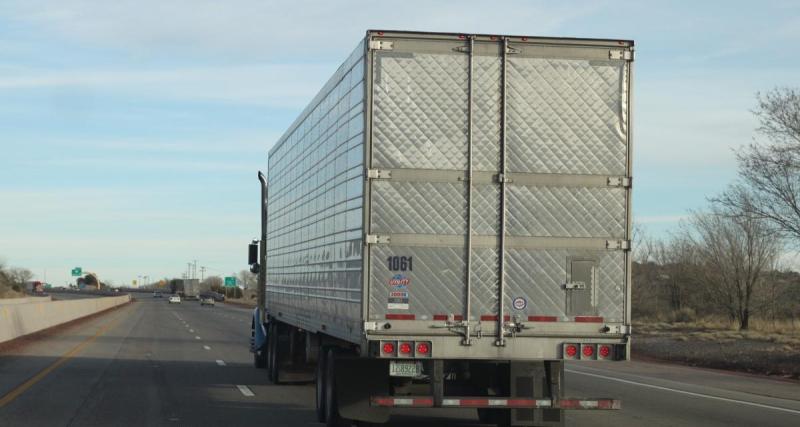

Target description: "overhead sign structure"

left=71, top=267, right=82, bottom=277
left=224, top=276, right=237, bottom=288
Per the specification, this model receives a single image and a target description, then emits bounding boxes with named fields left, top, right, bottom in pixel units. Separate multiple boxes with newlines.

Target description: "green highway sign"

left=224, top=276, right=236, bottom=287
left=71, top=267, right=82, bottom=277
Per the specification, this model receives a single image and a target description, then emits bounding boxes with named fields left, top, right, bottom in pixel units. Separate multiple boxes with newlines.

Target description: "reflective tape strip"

left=371, top=397, right=433, bottom=407
left=528, top=315, right=558, bottom=322
left=385, top=314, right=415, bottom=320
left=372, top=396, right=619, bottom=409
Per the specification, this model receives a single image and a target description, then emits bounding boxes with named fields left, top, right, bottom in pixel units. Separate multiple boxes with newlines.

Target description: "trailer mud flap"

left=336, top=358, right=391, bottom=423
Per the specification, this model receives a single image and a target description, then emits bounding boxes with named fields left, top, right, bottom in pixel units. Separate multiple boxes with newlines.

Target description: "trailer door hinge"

left=366, top=169, right=391, bottom=180
left=607, top=176, right=632, bottom=188
left=452, top=46, right=470, bottom=53
left=609, top=49, right=634, bottom=61
left=495, top=173, right=512, bottom=183
left=506, top=45, right=520, bottom=55
left=363, top=321, right=378, bottom=331
left=366, top=234, right=391, bottom=245
left=605, top=324, right=631, bottom=334
left=369, top=40, right=394, bottom=51
left=605, top=240, right=631, bottom=251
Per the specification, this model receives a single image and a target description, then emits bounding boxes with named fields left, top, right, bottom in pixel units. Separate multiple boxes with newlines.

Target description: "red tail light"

left=599, top=345, right=611, bottom=358
left=582, top=345, right=595, bottom=358
left=399, top=342, right=412, bottom=354
left=382, top=342, right=395, bottom=354
left=416, top=342, right=430, bottom=355
left=565, top=344, right=578, bottom=357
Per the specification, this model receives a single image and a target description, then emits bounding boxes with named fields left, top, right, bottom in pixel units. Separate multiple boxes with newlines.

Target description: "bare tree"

left=203, top=276, right=223, bottom=292
left=652, top=234, right=698, bottom=312
left=236, top=269, right=257, bottom=290
left=715, top=88, right=800, bottom=240
left=6, top=268, right=33, bottom=285
left=690, top=204, right=781, bottom=330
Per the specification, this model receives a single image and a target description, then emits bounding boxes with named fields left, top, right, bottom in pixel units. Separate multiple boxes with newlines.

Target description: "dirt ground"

left=633, top=322, right=800, bottom=379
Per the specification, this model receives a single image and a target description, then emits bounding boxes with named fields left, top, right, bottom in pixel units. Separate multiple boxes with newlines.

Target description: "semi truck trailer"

left=249, top=30, right=634, bottom=427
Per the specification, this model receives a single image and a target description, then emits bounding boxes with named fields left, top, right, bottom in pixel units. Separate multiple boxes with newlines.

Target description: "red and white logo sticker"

left=512, top=297, right=527, bottom=310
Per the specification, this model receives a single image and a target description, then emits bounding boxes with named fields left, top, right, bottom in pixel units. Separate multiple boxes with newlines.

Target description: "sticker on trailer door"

left=388, top=274, right=410, bottom=310
left=512, top=297, right=527, bottom=310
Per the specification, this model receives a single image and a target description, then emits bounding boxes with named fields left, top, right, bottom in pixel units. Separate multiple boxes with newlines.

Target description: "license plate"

left=389, top=361, right=421, bottom=377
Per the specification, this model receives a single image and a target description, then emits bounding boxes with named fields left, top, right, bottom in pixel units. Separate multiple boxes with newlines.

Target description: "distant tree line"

left=634, top=88, right=800, bottom=330
left=0, top=261, right=32, bottom=297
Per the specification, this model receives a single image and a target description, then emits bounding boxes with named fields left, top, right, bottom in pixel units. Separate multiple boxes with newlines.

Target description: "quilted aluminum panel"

left=371, top=181, right=500, bottom=237
left=371, top=181, right=466, bottom=235
left=469, top=247, right=500, bottom=317
left=507, top=57, right=628, bottom=175
left=473, top=55, right=502, bottom=171
left=507, top=186, right=626, bottom=238
left=369, top=245, right=466, bottom=319
left=372, top=51, right=469, bottom=170
left=505, top=249, right=624, bottom=322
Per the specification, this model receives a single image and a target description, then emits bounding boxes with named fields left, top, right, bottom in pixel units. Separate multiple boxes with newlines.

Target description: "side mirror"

left=248, top=242, right=258, bottom=265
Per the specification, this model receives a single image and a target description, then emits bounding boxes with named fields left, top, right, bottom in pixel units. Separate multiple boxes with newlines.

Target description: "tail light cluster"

left=562, top=343, right=623, bottom=361
left=378, top=340, right=432, bottom=358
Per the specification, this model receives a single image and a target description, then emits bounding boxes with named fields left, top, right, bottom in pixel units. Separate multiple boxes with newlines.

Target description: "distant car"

left=200, top=297, right=215, bottom=307
left=168, top=295, right=181, bottom=304
left=153, top=292, right=163, bottom=298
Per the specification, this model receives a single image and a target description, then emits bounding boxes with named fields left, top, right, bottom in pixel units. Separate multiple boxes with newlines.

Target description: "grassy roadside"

left=633, top=319, right=800, bottom=380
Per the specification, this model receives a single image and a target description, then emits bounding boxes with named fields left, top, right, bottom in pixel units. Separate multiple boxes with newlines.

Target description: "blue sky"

left=1, top=0, right=799, bottom=286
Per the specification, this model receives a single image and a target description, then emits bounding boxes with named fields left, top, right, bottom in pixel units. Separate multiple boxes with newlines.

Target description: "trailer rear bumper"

left=366, top=333, right=629, bottom=361
left=370, top=396, right=621, bottom=410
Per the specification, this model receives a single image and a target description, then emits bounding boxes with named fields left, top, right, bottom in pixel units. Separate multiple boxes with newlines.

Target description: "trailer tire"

left=315, top=347, right=327, bottom=423
left=324, top=348, right=350, bottom=427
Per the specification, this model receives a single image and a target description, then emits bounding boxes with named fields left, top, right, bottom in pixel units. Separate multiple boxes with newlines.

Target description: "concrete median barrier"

left=0, top=295, right=130, bottom=344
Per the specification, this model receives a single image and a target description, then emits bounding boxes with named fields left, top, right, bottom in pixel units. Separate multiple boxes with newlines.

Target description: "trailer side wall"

left=266, top=41, right=367, bottom=343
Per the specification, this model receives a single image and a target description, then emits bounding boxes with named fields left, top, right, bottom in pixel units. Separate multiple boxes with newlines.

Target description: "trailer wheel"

left=324, top=348, right=350, bottom=427
left=315, top=347, right=327, bottom=423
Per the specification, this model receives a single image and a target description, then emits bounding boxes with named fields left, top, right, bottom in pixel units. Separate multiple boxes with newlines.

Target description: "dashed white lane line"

left=216, top=359, right=226, bottom=366
left=236, top=385, right=254, bottom=397
left=203, top=345, right=211, bottom=350
left=566, top=369, right=800, bottom=415
left=195, top=336, right=201, bottom=340
left=189, top=329, right=195, bottom=333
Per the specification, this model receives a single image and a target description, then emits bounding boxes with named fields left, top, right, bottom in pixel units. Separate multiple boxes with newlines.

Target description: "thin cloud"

left=1, top=0, right=599, bottom=59
left=0, top=64, right=333, bottom=108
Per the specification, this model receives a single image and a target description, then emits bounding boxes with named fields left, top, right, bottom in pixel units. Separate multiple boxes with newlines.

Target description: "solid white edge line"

left=566, top=369, right=800, bottom=415
left=216, top=359, right=226, bottom=366
left=236, top=385, right=254, bottom=397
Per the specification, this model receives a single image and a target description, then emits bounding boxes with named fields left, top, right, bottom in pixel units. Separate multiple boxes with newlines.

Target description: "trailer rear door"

left=365, top=32, right=632, bottom=339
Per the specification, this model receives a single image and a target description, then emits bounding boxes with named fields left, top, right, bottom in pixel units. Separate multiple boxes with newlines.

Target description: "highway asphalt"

left=0, top=298, right=798, bottom=426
